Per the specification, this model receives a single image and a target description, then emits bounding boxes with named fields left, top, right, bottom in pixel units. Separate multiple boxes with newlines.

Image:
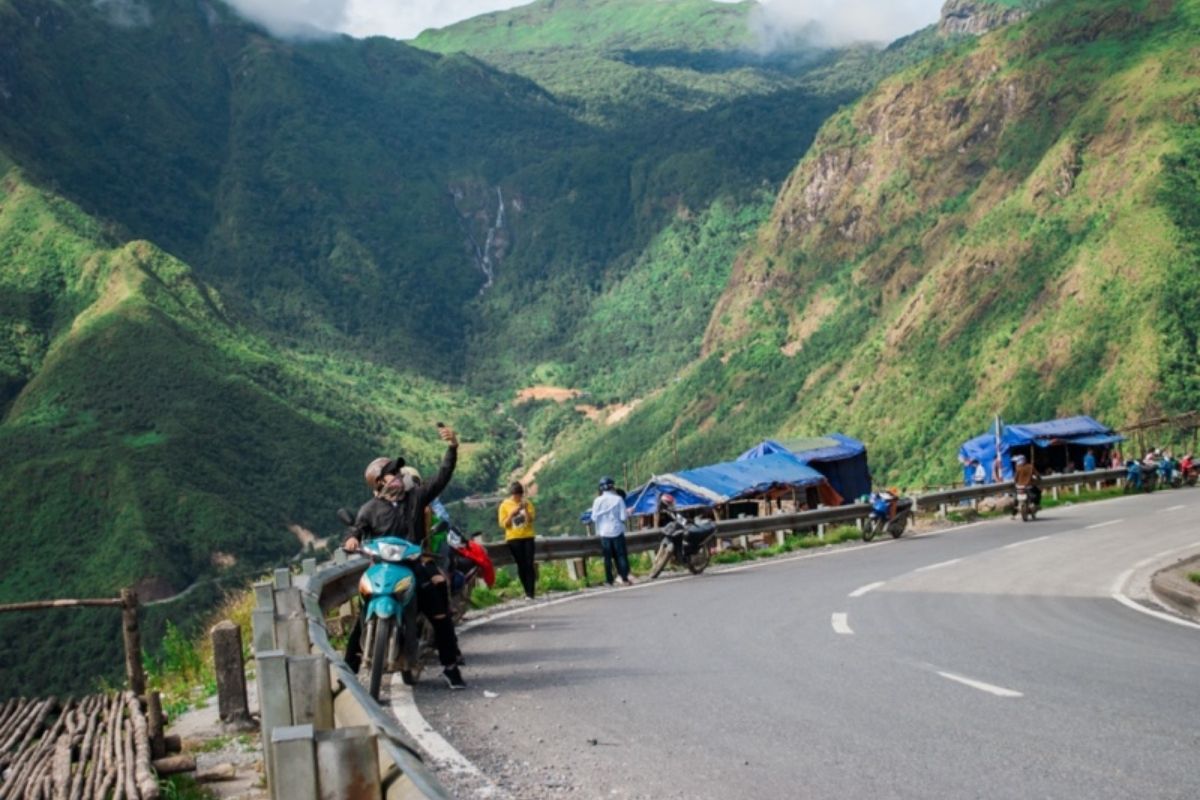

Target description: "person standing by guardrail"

left=592, top=476, right=632, bottom=586
left=498, top=481, right=538, bottom=600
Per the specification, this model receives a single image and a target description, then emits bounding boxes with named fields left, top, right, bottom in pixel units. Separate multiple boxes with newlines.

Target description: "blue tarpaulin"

left=583, top=452, right=828, bottom=522
left=737, top=433, right=872, bottom=502
left=958, top=416, right=1124, bottom=481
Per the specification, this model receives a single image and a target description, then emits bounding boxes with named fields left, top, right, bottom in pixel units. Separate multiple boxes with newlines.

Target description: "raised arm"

left=419, top=426, right=459, bottom=507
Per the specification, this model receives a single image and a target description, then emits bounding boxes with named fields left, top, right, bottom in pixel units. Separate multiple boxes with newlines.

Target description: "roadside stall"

left=959, top=416, right=1125, bottom=482
left=737, top=433, right=872, bottom=503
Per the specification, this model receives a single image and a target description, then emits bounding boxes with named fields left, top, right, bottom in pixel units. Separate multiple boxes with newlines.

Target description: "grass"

left=1189, top=572, right=1200, bottom=586
left=159, top=775, right=216, bottom=800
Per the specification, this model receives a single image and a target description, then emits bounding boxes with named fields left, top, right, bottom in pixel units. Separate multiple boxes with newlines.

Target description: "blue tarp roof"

left=583, top=452, right=827, bottom=521
left=958, top=416, right=1124, bottom=482
left=737, top=433, right=866, bottom=464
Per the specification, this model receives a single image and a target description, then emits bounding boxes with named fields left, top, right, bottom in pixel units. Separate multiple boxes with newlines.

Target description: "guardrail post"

left=287, top=654, right=334, bottom=731
left=274, top=567, right=292, bottom=590
left=253, top=581, right=277, bottom=653
left=270, top=724, right=318, bottom=800
left=938, top=503, right=948, bottom=519
left=774, top=530, right=786, bottom=546
left=816, top=524, right=825, bottom=540
left=257, top=649, right=292, bottom=793
left=1051, top=486, right=1060, bottom=501
left=275, top=586, right=311, bottom=656
left=1073, top=483, right=1081, bottom=496
left=302, top=558, right=317, bottom=577
left=211, top=620, right=253, bottom=730
left=316, top=727, right=382, bottom=800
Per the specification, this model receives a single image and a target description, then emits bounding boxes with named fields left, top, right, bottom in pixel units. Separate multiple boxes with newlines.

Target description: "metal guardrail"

left=909, top=468, right=1126, bottom=511
left=251, top=562, right=450, bottom=800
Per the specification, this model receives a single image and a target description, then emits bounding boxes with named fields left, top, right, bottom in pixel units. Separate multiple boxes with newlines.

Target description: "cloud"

left=747, top=0, right=946, bottom=49
left=221, top=0, right=943, bottom=45
left=222, top=0, right=535, bottom=40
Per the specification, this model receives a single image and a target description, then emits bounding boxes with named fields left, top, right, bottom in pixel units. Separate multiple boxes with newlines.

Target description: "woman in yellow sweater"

left=498, top=481, right=537, bottom=600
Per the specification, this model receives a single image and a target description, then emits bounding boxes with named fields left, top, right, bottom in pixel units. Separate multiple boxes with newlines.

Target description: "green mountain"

left=533, top=0, right=1200, bottom=524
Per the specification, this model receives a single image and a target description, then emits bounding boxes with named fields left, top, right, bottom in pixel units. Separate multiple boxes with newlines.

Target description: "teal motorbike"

left=338, top=510, right=429, bottom=699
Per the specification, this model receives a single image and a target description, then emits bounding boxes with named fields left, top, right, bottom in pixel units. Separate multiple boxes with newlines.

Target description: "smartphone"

left=436, top=421, right=445, bottom=428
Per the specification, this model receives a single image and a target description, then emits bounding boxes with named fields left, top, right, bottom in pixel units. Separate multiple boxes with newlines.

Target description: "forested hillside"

left=533, top=0, right=1200, bottom=524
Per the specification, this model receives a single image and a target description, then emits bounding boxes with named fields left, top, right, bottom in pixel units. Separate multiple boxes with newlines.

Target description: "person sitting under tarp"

left=1011, top=455, right=1041, bottom=517
left=1126, top=459, right=1144, bottom=491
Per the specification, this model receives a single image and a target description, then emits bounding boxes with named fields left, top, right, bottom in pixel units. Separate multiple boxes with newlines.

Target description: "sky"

left=223, top=0, right=947, bottom=44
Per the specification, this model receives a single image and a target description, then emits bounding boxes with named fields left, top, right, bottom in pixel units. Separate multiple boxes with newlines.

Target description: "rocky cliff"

left=938, top=0, right=1047, bottom=35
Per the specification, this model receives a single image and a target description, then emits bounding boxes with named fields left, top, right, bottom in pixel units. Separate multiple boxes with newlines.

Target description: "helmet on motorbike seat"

left=364, top=456, right=405, bottom=489
left=659, top=493, right=675, bottom=506
left=598, top=476, right=615, bottom=491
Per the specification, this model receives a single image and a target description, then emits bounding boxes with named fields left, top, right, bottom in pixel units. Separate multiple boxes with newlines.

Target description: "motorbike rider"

left=1011, top=454, right=1041, bottom=516
left=656, top=494, right=687, bottom=560
left=343, top=424, right=466, bottom=690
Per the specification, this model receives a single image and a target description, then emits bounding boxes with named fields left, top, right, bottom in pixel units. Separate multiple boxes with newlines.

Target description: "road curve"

left=407, top=490, right=1200, bottom=799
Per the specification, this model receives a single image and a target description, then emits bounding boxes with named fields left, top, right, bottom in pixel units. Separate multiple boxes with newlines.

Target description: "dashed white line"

left=915, top=558, right=962, bottom=572
left=936, top=671, right=1023, bottom=698
left=1086, top=519, right=1123, bottom=530
left=1003, top=535, right=1050, bottom=550
left=1159, top=505, right=1187, bottom=513
left=831, top=612, right=854, bottom=635
left=848, top=581, right=886, bottom=598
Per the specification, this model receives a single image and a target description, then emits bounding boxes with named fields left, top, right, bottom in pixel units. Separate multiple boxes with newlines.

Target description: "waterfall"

left=478, top=187, right=505, bottom=292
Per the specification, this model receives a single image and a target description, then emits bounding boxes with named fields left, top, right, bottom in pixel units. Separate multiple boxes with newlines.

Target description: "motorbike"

left=648, top=511, right=717, bottom=579
left=862, top=494, right=911, bottom=541
left=442, top=526, right=495, bottom=624
left=1014, top=485, right=1040, bottom=522
left=338, top=508, right=428, bottom=700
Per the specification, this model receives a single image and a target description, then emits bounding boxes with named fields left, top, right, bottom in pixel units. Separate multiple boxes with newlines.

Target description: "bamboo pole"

left=126, top=693, right=159, bottom=800
left=0, top=598, right=123, bottom=613
left=68, top=698, right=101, bottom=800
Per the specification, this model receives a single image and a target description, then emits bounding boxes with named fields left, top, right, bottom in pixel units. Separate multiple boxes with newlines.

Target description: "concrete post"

left=315, top=727, right=382, bottom=800
left=270, top=725, right=318, bottom=800
left=253, top=609, right=277, bottom=653
left=254, top=581, right=276, bottom=611
left=1073, top=483, right=1081, bottom=496
left=211, top=620, right=253, bottom=729
left=817, top=524, right=826, bottom=540
left=938, top=503, right=948, bottom=519
left=287, top=654, right=334, bottom=731
left=258, top=649, right=292, bottom=793
left=774, top=530, right=787, bottom=546
left=302, top=558, right=317, bottom=577
left=274, top=587, right=310, bottom=656
left=274, top=567, right=292, bottom=590
left=1052, top=486, right=1060, bottom=501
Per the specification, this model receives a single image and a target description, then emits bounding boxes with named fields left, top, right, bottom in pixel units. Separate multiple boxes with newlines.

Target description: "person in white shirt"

left=590, top=476, right=632, bottom=586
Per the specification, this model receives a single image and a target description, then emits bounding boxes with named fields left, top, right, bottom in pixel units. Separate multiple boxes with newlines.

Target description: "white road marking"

left=831, top=613, right=854, bottom=635
left=387, top=676, right=509, bottom=795
left=1003, top=535, right=1050, bottom=550
left=936, top=671, right=1023, bottom=698
left=848, top=581, right=886, bottom=598
left=1086, top=519, right=1123, bottom=529
left=1158, top=505, right=1187, bottom=513
left=1109, top=569, right=1134, bottom=595
left=1111, top=593, right=1200, bottom=631
left=915, top=558, right=962, bottom=572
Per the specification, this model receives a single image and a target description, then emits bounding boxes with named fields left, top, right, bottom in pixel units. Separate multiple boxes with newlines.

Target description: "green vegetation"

left=1189, top=572, right=1200, bottom=586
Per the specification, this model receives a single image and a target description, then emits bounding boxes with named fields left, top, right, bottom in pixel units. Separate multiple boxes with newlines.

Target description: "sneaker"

left=442, top=666, right=467, bottom=691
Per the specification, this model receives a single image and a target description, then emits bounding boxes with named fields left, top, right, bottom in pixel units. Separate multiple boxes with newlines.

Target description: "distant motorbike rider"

left=343, top=424, right=466, bottom=690
left=1011, top=454, right=1041, bottom=516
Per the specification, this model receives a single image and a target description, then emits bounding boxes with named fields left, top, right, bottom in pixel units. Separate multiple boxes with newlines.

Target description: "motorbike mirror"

left=336, top=508, right=355, bottom=526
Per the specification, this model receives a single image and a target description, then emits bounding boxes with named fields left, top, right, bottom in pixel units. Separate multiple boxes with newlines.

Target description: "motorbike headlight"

left=358, top=574, right=372, bottom=596
left=376, top=542, right=410, bottom=562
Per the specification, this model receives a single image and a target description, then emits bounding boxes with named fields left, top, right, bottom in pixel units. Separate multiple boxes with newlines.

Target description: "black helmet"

left=598, top=476, right=615, bottom=491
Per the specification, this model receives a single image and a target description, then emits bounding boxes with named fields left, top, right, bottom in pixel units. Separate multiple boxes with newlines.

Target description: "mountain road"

left=406, top=490, right=1200, bottom=799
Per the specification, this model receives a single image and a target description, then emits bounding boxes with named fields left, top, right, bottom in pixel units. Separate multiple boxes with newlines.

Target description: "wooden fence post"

left=120, top=588, right=146, bottom=697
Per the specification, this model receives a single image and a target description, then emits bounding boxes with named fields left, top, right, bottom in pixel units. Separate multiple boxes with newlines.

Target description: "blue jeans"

left=600, top=534, right=630, bottom=584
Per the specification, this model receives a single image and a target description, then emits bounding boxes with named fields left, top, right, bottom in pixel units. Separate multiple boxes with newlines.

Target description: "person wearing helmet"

left=1011, top=453, right=1041, bottom=517
left=591, top=476, right=632, bottom=586
left=343, top=424, right=467, bottom=690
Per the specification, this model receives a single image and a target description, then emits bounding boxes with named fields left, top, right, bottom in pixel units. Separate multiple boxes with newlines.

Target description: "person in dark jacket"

left=343, top=424, right=466, bottom=690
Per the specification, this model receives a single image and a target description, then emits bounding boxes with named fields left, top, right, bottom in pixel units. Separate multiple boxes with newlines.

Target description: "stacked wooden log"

left=0, top=692, right=160, bottom=800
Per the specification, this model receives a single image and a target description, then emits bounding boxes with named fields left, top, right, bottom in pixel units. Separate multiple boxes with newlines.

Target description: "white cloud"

left=748, top=0, right=946, bottom=49
left=222, top=0, right=944, bottom=44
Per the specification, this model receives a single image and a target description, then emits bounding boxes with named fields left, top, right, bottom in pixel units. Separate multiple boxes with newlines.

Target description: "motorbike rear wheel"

left=687, top=545, right=711, bottom=575
left=1020, top=503, right=1031, bottom=522
left=889, top=516, right=907, bottom=539
left=649, top=542, right=671, bottom=579
left=369, top=616, right=394, bottom=700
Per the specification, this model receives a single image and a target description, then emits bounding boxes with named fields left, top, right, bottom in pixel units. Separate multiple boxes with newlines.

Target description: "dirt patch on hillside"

left=782, top=292, right=838, bottom=356
left=604, top=400, right=640, bottom=425
left=518, top=451, right=555, bottom=492
left=514, top=386, right=581, bottom=404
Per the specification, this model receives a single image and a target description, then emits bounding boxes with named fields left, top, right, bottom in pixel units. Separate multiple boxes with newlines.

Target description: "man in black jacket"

left=344, top=424, right=466, bottom=690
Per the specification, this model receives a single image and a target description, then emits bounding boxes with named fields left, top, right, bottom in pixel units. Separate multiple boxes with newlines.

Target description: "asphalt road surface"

left=411, top=490, right=1200, bottom=799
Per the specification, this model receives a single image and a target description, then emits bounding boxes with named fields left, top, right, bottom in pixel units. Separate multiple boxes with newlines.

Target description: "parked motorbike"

left=863, top=493, right=910, bottom=541
left=443, top=526, right=495, bottom=624
left=338, top=508, right=428, bottom=700
left=648, top=511, right=717, bottom=579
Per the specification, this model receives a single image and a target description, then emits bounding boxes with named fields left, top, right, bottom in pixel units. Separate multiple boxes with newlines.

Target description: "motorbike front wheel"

left=649, top=542, right=672, bottom=579
left=687, top=545, right=711, bottom=575
left=862, top=519, right=880, bottom=542
left=369, top=615, right=394, bottom=700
